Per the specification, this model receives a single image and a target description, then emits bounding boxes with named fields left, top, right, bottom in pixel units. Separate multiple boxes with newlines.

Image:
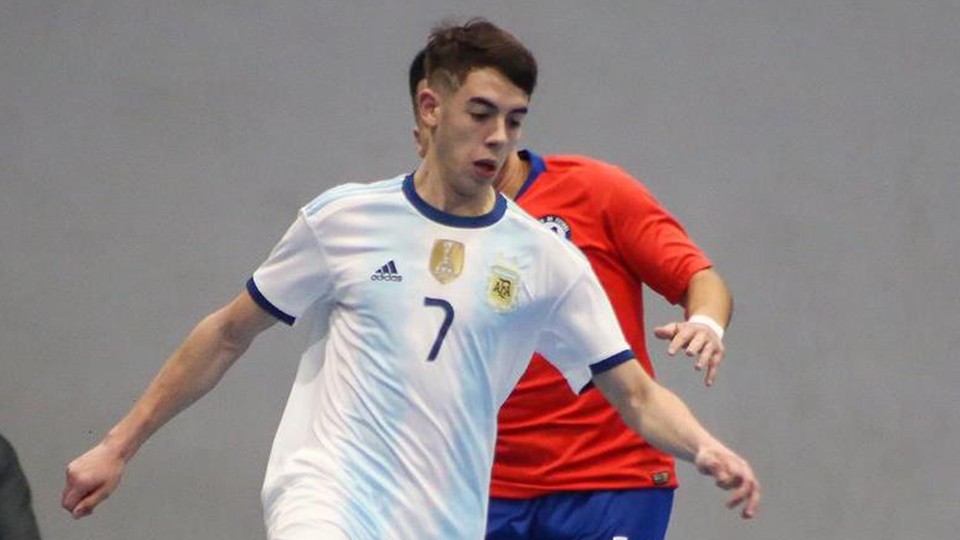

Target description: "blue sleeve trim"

left=246, top=277, right=295, bottom=326
left=589, top=349, right=634, bottom=376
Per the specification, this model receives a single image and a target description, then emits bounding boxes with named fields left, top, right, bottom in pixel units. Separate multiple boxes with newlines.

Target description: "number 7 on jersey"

left=423, top=297, right=454, bottom=361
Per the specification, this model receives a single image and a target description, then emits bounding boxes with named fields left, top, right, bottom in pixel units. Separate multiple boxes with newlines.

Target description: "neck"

left=412, top=162, right=497, bottom=217
left=492, top=152, right=530, bottom=199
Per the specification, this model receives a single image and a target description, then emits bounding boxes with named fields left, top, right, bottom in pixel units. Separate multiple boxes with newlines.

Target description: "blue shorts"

left=486, top=488, right=674, bottom=540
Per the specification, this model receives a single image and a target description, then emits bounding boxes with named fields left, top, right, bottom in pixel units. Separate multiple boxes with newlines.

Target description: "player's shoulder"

left=503, top=197, right=551, bottom=233
left=503, top=199, right=592, bottom=264
left=301, top=175, right=406, bottom=219
left=544, top=154, right=627, bottom=175
left=544, top=154, right=644, bottom=187
left=540, top=154, right=660, bottom=210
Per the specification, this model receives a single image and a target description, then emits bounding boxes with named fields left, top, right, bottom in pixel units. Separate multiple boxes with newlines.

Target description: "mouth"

left=473, top=159, right=499, bottom=178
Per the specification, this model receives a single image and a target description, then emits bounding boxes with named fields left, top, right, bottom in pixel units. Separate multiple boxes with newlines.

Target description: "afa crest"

left=487, top=265, right=520, bottom=312
left=429, top=239, right=465, bottom=284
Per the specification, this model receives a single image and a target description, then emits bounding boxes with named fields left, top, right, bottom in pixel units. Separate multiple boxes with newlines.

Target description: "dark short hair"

left=408, top=48, right=426, bottom=113
left=423, top=18, right=537, bottom=97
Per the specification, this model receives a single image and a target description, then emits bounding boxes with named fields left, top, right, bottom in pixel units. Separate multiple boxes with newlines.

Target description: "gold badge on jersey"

left=429, top=239, right=465, bottom=284
left=487, top=264, right=520, bottom=312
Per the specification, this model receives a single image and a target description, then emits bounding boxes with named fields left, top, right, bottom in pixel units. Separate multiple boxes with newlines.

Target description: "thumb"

left=654, top=322, right=679, bottom=340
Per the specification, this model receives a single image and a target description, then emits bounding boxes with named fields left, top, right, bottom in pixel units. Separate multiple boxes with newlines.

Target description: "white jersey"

left=251, top=174, right=632, bottom=540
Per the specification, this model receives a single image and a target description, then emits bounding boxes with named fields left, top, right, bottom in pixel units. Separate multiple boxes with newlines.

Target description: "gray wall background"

left=2, top=1, right=958, bottom=538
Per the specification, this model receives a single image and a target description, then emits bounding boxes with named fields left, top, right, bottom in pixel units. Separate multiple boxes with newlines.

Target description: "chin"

left=453, top=177, right=492, bottom=199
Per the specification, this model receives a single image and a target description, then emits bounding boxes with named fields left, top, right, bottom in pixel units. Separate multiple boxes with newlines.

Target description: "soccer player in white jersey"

left=62, top=19, right=760, bottom=539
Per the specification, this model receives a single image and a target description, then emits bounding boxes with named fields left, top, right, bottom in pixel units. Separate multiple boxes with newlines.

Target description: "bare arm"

left=654, top=268, right=733, bottom=386
left=61, top=290, right=276, bottom=518
left=593, top=360, right=761, bottom=518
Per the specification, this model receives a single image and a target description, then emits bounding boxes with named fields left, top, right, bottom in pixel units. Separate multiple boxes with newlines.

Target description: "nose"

left=485, top=117, right=509, bottom=150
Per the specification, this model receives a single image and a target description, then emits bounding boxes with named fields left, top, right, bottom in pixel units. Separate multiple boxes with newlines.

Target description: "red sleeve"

left=598, top=165, right=712, bottom=304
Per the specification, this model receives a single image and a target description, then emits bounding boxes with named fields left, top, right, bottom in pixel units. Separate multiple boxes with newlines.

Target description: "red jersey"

left=490, top=151, right=712, bottom=498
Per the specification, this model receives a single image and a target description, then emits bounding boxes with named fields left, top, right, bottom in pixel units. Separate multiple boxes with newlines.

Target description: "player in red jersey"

left=410, top=50, right=743, bottom=539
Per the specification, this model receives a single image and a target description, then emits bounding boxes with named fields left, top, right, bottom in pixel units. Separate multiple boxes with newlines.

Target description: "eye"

left=470, top=111, right=491, bottom=121
left=508, top=117, right=523, bottom=129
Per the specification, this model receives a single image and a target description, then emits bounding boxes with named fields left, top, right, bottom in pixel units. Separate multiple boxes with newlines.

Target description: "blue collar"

left=402, top=174, right=508, bottom=228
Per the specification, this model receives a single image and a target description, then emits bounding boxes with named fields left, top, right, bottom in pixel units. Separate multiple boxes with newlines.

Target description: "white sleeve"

left=536, top=270, right=634, bottom=393
left=247, top=212, right=333, bottom=326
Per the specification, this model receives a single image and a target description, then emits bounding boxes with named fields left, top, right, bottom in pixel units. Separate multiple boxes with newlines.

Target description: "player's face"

left=427, top=68, right=529, bottom=193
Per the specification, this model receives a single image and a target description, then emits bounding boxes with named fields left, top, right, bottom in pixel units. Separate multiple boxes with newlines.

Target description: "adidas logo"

left=370, top=260, right=403, bottom=282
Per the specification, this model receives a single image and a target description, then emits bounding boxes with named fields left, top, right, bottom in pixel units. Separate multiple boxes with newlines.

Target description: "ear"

left=418, top=87, right=441, bottom=129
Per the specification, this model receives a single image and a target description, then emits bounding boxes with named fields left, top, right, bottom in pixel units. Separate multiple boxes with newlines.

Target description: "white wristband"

left=687, top=314, right=725, bottom=340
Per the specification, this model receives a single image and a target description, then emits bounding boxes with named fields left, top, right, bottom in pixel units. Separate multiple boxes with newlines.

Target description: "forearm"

left=618, top=382, right=720, bottom=463
left=682, top=268, right=732, bottom=326
left=101, top=308, right=255, bottom=461
left=62, top=293, right=274, bottom=518
left=595, top=362, right=723, bottom=463
left=595, top=362, right=762, bottom=518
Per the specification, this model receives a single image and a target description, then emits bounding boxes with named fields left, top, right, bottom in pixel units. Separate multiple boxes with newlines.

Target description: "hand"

left=61, top=442, right=127, bottom=519
left=694, top=443, right=762, bottom=519
left=654, top=320, right=725, bottom=386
